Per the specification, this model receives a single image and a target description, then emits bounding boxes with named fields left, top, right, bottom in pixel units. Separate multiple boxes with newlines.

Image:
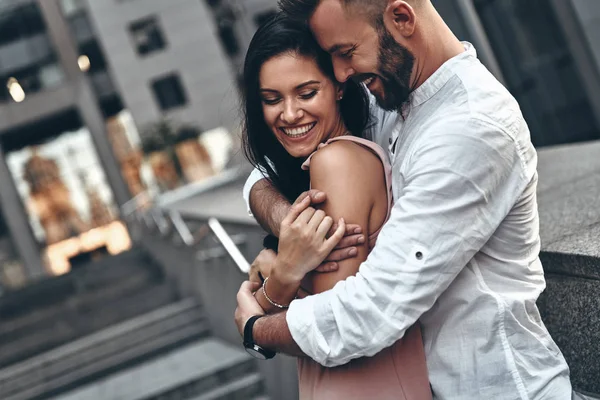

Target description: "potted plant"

left=173, top=124, right=215, bottom=182
left=140, top=124, right=180, bottom=191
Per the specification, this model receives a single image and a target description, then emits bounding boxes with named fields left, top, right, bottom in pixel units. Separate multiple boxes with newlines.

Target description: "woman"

left=242, top=14, right=431, bottom=400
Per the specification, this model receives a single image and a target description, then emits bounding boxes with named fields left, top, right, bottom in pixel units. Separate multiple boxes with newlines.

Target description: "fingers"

left=282, top=195, right=311, bottom=226
left=293, top=190, right=326, bottom=206
left=324, top=247, right=359, bottom=262
left=314, top=261, right=339, bottom=273
left=315, top=215, right=333, bottom=238
left=248, top=269, right=262, bottom=284
left=323, top=218, right=346, bottom=254
left=307, top=189, right=327, bottom=205
left=308, top=209, right=327, bottom=231
left=238, top=281, right=261, bottom=298
left=292, top=191, right=311, bottom=206
left=295, top=206, right=317, bottom=225
left=329, top=222, right=362, bottom=237
left=333, top=233, right=365, bottom=250
left=344, top=223, right=362, bottom=235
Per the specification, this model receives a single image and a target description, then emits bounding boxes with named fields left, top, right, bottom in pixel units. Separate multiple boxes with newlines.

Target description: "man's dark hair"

left=278, top=0, right=388, bottom=27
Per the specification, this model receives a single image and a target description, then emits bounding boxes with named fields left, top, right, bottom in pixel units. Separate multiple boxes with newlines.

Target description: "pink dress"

left=297, top=136, right=431, bottom=400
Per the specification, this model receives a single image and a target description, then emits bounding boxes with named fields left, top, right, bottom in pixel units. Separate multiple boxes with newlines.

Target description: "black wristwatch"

left=243, top=315, right=276, bottom=360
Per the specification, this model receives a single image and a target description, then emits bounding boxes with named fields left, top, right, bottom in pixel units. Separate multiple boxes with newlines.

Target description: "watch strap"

left=244, top=315, right=263, bottom=346
left=243, top=315, right=276, bottom=359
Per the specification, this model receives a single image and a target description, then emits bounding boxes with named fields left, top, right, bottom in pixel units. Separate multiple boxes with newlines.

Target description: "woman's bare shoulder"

left=309, top=139, right=384, bottom=180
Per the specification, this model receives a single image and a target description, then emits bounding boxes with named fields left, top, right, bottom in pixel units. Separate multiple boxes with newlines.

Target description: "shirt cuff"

left=242, top=168, right=267, bottom=217
left=287, top=294, right=332, bottom=366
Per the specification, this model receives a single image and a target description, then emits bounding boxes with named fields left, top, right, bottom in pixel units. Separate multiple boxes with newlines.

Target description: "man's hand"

left=235, top=281, right=264, bottom=336
left=248, top=249, right=277, bottom=283
left=276, top=196, right=346, bottom=283
left=291, top=190, right=364, bottom=273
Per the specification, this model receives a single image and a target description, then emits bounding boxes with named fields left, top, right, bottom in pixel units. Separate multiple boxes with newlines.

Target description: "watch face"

left=245, top=344, right=269, bottom=360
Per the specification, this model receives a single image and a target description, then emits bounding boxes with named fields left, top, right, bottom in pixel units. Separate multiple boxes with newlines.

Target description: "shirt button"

left=415, top=251, right=423, bottom=260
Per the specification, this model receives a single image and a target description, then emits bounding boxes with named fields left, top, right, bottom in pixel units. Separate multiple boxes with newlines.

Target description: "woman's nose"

left=281, top=100, right=303, bottom=124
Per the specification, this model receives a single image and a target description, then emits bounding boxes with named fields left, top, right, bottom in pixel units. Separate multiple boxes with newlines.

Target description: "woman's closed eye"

left=261, top=96, right=281, bottom=105
left=299, top=90, right=318, bottom=100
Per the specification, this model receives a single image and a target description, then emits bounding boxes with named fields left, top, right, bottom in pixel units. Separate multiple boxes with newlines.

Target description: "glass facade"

left=6, top=127, right=132, bottom=275
left=473, top=0, right=600, bottom=146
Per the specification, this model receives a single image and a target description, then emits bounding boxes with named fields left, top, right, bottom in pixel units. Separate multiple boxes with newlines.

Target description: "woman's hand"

left=292, top=190, right=364, bottom=272
left=276, top=196, right=346, bottom=284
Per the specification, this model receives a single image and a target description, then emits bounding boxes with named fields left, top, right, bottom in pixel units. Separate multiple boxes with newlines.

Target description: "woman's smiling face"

left=259, top=52, right=346, bottom=158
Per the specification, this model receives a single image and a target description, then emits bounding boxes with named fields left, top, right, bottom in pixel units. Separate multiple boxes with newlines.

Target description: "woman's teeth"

left=282, top=123, right=315, bottom=138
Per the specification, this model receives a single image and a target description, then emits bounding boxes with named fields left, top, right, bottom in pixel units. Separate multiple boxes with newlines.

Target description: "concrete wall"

left=85, top=0, right=239, bottom=133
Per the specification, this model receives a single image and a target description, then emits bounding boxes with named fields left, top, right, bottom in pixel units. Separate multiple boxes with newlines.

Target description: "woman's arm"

left=305, top=141, right=387, bottom=293
left=262, top=140, right=388, bottom=301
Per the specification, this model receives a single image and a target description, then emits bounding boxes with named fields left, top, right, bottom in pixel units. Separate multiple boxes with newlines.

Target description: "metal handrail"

left=130, top=204, right=251, bottom=273
left=169, top=210, right=195, bottom=246
left=207, top=218, right=250, bottom=273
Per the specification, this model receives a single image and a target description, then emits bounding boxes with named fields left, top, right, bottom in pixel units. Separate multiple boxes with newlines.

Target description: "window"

left=0, top=3, right=47, bottom=47
left=129, top=16, right=166, bottom=56
left=151, top=74, right=187, bottom=111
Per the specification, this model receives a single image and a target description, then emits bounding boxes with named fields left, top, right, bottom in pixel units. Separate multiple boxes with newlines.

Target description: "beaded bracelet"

left=261, top=276, right=293, bottom=309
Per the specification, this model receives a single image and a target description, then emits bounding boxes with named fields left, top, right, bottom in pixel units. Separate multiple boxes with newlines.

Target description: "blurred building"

left=0, top=0, right=248, bottom=289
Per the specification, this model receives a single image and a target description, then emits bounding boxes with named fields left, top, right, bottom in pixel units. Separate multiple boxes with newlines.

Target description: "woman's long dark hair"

left=242, top=14, right=370, bottom=202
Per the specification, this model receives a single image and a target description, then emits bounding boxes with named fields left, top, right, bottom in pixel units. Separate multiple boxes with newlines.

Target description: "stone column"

left=0, top=144, right=46, bottom=280
left=453, top=0, right=506, bottom=85
left=37, top=0, right=132, bottom=207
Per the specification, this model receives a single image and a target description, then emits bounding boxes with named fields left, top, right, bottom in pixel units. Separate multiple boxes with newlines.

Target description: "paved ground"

left=52, top=338, right=251, bottom=400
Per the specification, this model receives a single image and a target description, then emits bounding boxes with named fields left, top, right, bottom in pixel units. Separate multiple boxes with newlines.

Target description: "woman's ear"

left=336, top=84, right=345, bottom=101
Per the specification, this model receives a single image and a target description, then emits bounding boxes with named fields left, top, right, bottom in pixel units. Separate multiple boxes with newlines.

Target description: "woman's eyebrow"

left=260, top=80, right=321, bottom=93
left=296, top=80, right=320, bottom=89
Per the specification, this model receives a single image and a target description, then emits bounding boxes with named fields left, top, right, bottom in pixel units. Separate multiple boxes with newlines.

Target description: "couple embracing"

left=235, top=0, right=572, bottom=399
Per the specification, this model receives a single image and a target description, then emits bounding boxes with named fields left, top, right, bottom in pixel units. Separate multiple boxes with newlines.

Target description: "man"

left=236, top=0, right=572, bottom=398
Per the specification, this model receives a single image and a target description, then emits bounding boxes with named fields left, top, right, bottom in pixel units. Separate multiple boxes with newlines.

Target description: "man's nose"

left=333, top=58, right=355, bottom=83
left=281, top=100, right=303, bottom=124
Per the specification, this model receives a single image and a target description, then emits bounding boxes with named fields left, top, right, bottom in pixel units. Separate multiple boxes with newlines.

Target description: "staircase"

left=50, top=338, right=266, bottom=400
left=0, top=249, right=174, bottom=369
left=0, top=248, right=268, bottom=399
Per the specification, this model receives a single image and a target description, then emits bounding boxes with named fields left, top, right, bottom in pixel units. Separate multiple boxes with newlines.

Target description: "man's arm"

left=248, top=178, right=291, bottom=237
left=234, top=281, right=305, bottom=356
left=255, top=312, right=305, bottom=357
left=242, top=122, right=531, bottom=366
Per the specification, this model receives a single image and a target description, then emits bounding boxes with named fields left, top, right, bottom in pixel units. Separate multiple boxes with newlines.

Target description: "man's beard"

left=374, top=27, right=415, bottom=111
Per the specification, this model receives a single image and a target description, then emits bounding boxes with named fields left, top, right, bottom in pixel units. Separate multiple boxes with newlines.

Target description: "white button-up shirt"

left=243, top=43, right=571, bottom=399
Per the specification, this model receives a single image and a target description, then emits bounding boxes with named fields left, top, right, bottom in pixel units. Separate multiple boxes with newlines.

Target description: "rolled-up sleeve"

left=242, top=167, right=268, bottom=217
left=287, top=120, right=530, bottom=367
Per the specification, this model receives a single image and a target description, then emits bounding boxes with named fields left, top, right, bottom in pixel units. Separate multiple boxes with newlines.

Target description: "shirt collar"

left=408, top=42, right=477, bottom=108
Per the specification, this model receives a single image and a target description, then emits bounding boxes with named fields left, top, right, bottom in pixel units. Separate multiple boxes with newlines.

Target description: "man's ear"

left=383, top=0, right=417, bottom=41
